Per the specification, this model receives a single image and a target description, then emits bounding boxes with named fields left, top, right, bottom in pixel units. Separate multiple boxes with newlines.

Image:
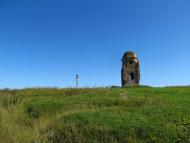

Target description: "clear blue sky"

left=0, top=0, right=190, bottom=88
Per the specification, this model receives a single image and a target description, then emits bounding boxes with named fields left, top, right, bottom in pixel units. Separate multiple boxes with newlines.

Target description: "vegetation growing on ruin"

left=0, top=86, right=190, bottom=143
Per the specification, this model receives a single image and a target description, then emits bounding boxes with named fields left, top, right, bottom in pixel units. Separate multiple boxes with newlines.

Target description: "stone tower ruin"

left=121, top=51, right=140, bottom=86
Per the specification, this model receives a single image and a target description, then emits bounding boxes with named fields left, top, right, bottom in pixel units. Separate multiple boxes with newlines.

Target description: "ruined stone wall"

left=121, top=51, right=140, bottom=86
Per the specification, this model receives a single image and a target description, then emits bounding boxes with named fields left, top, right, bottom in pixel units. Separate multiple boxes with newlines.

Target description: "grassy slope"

left=0, top=87, right=190, bottom=143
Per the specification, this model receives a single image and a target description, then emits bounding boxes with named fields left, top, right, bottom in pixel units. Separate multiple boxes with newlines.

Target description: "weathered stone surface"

left=121, top=51, right=140, bottom=86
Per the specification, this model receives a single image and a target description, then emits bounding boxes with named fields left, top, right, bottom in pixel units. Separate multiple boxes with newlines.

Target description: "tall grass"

left=0, top=87, right=190, bottom=143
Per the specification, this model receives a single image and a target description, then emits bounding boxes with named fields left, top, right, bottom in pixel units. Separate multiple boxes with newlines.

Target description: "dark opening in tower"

left=130, top=72, right=135, bottom=80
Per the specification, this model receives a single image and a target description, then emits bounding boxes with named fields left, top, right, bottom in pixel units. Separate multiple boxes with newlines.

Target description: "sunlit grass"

left=0, top=86, right=190, bottom=143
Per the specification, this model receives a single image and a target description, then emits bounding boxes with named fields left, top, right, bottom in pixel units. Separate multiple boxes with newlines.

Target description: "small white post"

left=76, top=74, right=79, bottom=89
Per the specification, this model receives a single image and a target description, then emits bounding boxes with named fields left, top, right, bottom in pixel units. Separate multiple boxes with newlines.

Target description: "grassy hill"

left=0, top=86, right=190, bottom=143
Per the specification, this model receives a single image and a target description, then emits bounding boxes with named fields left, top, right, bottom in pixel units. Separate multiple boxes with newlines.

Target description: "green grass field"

left=0, top=86, right=190, bottom=143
